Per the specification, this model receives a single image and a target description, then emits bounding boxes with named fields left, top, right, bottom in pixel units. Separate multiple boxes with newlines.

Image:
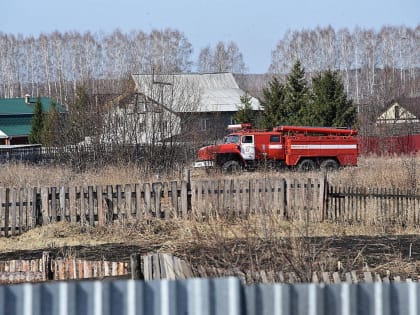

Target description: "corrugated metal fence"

left=0, top=277, right=419, bottom=315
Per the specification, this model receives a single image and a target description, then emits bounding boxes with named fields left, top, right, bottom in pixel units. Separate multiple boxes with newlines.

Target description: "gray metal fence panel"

left=0, top=278, right=420, bottom=315
left=245, top=282, right=420, bottom=315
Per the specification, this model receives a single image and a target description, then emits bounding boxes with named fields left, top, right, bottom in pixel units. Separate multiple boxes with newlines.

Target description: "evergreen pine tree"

left=258, top=77, right=286, bottom=129
left=41, top=101, right=59, bottom=146
left=233, top=92, right=255, bottom=124
left=283, top=60, right=310, bottom=125
left=65, top=84, right=94, bottom=144
left=29, top=97, right=44, bottom=144
left=310, top=70, right=357, bottom=127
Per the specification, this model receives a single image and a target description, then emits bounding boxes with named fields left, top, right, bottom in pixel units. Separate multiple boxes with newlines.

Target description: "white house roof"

left=131, top=73, right=260, bottom=112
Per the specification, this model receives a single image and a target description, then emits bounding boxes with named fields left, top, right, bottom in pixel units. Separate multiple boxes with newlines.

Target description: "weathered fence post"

left=51, top=187, right=57, bottom=223
left=144, top=183, right=151, bottom=219
left=184, top=169, right=191, bottom=211
left=320, top=173, right=328, bottom=221
left=41, top=187, right=49, bottom=225
left=4, top=188, right=9, bottom=237
left=32, top=187, right=39, bottom=227
left=135, top=184, right=142, bottom=221
left=130, top=253, right=144, bottom=280
left=180, top=181, right=188, bottom=217
left=305, top=178, right=312, bottom=223
left=88, top=186, right=94, bottom=226
left=59, top=186, right=66, bottom=221
left=0, top=187, right=3, bottom=236
left=97, top=185, right=105, bottom=226
left=11, top=188, right=17, bottom=236
left=42, top=251, right=53, bottom=281
left=69, top=186, right=77, bottom=223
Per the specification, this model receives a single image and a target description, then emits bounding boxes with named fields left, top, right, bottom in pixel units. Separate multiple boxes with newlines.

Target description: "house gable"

left=377, top=102, right=419, bottom=124
left=375, top=96, right=420, bottom=136
left=100, top=92, right=181, bottom=145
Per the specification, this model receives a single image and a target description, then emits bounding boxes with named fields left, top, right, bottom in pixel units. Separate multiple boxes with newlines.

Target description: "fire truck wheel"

left=222, top=160, right=241, bottom=174
left=320, top=159, right=339, bottom=171
left=298, top=159, right=316, bottom=172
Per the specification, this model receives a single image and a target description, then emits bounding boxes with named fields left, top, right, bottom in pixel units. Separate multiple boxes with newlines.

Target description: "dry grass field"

left=0, top=155, right=417, bottom=189
left=0, top=155, right=419, bottom=281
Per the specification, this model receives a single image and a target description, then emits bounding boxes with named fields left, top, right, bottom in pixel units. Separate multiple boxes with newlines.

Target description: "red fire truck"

left=193, top=124, right=359, bottom=172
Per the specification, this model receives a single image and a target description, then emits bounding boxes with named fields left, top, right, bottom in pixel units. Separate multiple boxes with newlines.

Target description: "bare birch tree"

left=197, top=46, right=213, bottom=73
left=268, top=24, right=420, bottom=107
left=197, top=41, right=247, bottom=73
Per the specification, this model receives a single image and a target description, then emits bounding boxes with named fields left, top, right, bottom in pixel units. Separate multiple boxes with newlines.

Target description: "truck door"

left=268, top=134, right=284, bottom=160
left=241, top=135, right=255, bottom=160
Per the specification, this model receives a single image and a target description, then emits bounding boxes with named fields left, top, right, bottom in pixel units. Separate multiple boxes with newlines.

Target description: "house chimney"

left=25, top=94, right=31, bottom=104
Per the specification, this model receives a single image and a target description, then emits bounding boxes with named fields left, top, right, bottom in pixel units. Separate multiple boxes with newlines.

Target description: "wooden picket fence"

left=0, top=252, right=417, bottom=285
left=191, top=176, right=327, bottom=221
left=0, top=252, right=193, bottom=284
left=327, top=186, right=420, bottom=224
left=0, top=180, right=190, bottom=236
left=0, top=173, right=419, bottom=236
left=198, top=266, right=420, bottom=284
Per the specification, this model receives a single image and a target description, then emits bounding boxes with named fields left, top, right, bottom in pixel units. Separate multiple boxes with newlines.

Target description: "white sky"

left=1, top=0, right=419, bottom=73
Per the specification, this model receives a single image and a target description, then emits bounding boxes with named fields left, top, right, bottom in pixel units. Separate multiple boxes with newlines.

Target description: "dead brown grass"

left=193, top=155, right=419, bottom=190
left=0, top=155, right=418, bottom=190
left=0, top=156, right=419, bottom=279
left=326, top=155, right=419, bottom=189
left=1, top=215, right=419, bottom=253
left=0, top=215, right=418, bottom=280
left=0, top=162, right=185, bottom=188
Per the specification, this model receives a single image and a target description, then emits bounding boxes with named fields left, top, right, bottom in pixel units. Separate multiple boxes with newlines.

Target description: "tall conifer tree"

left=41, top=101, right=59, bottom=146
left=258, top=77, right=286, bottom=128
left=283, top=60, right=310, bottom=125
left=310, top=70, right=356, bottom=127
left=29, top=97, right=44, bottom=144
left=65, top=85, right=94, bottom=144
left=233, top=92, right=255, bottom=124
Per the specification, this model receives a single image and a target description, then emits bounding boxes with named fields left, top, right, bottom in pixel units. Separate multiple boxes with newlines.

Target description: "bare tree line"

left=1, top=25, right=419, bottom=108
left=1, top=25, right=420, bottom=171
left=269, top=25, right=420, bottom=104
left=0, top=29, right=193, bottom=104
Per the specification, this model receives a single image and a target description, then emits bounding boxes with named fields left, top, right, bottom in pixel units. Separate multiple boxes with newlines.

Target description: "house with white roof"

left=131, top=72, right=260, bottom=142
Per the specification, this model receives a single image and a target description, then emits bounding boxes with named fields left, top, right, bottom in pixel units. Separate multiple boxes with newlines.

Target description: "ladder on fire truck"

left=273, top=125, right=358, bottom=136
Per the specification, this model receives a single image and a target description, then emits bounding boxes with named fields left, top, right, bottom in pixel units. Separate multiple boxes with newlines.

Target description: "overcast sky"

left=2, top=0, right=419, bottom=73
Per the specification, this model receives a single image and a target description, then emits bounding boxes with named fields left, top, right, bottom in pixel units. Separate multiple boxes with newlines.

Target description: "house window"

left=200, top=118, right=210, bottom=131
left=160, top=120, right=168, bottom=134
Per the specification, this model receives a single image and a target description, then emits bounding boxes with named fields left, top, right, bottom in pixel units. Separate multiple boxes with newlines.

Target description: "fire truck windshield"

left=224, top=135, right=240, bottom=144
